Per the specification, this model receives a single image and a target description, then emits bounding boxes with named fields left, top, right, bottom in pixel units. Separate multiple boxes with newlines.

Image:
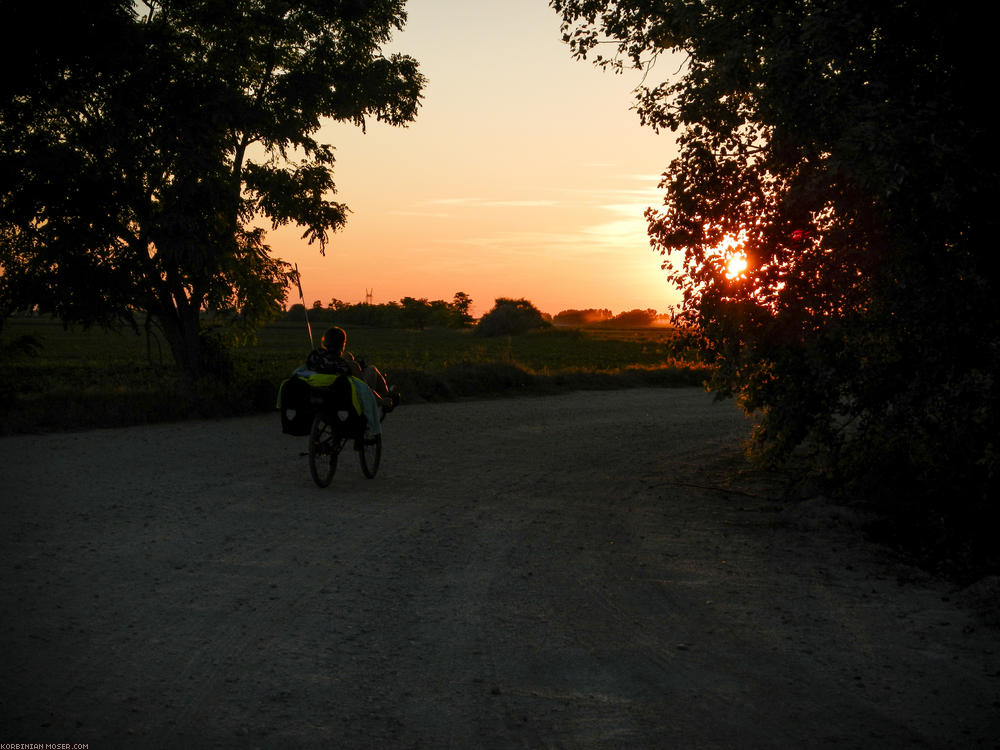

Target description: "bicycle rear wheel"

left=359, top=433, right=382, bottom=478
left=308, top=413, right=339, bottom=487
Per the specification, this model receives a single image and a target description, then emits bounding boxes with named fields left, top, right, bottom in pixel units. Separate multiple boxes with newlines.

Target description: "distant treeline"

left=285, top=297, right=669, bottom=331
left=552, top=308, right=669, bottom=328
left=286, top=293, right=474, bottom=330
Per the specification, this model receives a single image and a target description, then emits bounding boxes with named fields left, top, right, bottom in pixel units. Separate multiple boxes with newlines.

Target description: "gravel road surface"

left=2, top=388, right=998, bottom=748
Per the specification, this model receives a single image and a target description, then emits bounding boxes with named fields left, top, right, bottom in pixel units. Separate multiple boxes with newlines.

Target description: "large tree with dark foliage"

left=475, top=298, right=550, bottom=337
left=0, top=0, right=423, bottom=376
left=553, top=0, right=999, bottom=569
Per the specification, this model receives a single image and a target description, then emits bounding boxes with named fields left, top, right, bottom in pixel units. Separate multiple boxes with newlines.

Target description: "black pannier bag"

left=278, top=376, right=314, bottom=436
left=324, top=371, right=368, bottom=438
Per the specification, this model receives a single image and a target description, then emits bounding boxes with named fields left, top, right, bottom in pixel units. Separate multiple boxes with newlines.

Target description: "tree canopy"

left=287, top=292, right=475, bottom=329
left=553, top=0, right=999, bottom=567
left=475, top=298, right=551, bottom=337
left=0, top=0, right=424, bottom=376
left=553, top=308, right=664, bottom=327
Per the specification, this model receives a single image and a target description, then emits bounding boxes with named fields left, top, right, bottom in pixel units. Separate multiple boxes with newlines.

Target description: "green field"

left=0, top=317, right=709, bottom=433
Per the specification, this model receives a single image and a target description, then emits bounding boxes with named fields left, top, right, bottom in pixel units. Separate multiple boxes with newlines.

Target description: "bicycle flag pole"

left=293, top=263, right=315, bottom=349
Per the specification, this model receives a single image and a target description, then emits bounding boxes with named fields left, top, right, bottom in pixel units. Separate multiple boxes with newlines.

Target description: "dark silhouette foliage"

left=604, top=309, right=660, bottom=328
left=0, top=1, right=424, bottom=378
left=554, top=308, right=663, bottom=327
left=554, top=309, right=613, bottom=326
left=475, top=298, right=551, bottom=337
left=554, top=0, right=999, bottom=571
left=285, top=292, right=474, bottom=330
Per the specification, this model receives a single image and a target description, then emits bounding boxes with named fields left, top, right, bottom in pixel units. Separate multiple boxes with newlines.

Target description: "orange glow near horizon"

left=265, top=0, right=685, bottom=319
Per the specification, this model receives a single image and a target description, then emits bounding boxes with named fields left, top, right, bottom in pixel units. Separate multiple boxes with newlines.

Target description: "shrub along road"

left=1, top=389, right=998, bottom=748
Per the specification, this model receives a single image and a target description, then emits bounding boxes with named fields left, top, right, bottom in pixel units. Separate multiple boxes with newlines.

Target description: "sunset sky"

left=270, top=0, right=682, bottom=318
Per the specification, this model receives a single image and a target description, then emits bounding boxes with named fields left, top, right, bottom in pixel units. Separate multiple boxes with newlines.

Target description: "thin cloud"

left=558, top=182, right=661, bottom=205
left=600, top=202, right=655, bottom=216
left=426, top=197, right=558, bottom=208
left=437, top=223, right=649, bottom=257
left=387, top=210, right=451, bottom=218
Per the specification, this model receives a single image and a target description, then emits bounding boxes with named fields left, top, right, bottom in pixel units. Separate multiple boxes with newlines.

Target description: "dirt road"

left=1, top=388, right=998, bottom=748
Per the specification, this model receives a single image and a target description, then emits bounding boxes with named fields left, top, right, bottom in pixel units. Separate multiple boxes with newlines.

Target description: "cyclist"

left=306, top=326, right=394, bottom=410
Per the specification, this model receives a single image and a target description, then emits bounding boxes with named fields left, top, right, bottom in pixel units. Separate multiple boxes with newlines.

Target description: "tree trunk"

left=155, top=305, right=204, bottom=380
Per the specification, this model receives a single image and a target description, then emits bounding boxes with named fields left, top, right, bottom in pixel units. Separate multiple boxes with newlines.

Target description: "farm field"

left=0, top=317, right=709, bottom=433
left=251, top=320, right=691, bottom=374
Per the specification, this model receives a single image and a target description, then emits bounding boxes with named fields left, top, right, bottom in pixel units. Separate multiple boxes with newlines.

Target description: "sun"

left=711, top=234, right=748, bottom=279
left=725, top=253, right=748, bottom=279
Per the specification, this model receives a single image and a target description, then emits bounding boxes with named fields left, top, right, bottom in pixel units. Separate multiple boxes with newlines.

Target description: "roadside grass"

left=1, top=318, right=710, bottom=433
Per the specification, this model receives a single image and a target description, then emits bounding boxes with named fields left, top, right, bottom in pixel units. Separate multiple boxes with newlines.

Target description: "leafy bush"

left=1, top=318, right=708, bottom=432
left=475, top=298, right=551, bottom=337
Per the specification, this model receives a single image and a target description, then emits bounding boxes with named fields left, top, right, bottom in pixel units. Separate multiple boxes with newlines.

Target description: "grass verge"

left=1, top=319, right=710, bottom=433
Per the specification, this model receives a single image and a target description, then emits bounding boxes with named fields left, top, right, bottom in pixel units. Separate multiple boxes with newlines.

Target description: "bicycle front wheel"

left=308, top=413, right=339, bottom=487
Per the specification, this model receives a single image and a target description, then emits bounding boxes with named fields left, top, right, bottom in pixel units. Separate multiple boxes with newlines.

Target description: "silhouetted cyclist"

left=306, top=326, right=396, bottom=411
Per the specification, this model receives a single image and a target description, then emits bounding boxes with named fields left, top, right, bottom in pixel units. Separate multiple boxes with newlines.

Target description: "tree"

left=400, top=296, right=433, bottom=329
left=553, top=308, right=613, bottom=326
left=475, top=298, right=550, bottom=337
left=605, top=309, right=657, bottom=328
left=554, top=0, right=999, bottom=561
left=0, top=0, right=424, bottom=377
left=286, top=292, right=474, bottom=329
left=449, top=291, right=475, bottom=327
